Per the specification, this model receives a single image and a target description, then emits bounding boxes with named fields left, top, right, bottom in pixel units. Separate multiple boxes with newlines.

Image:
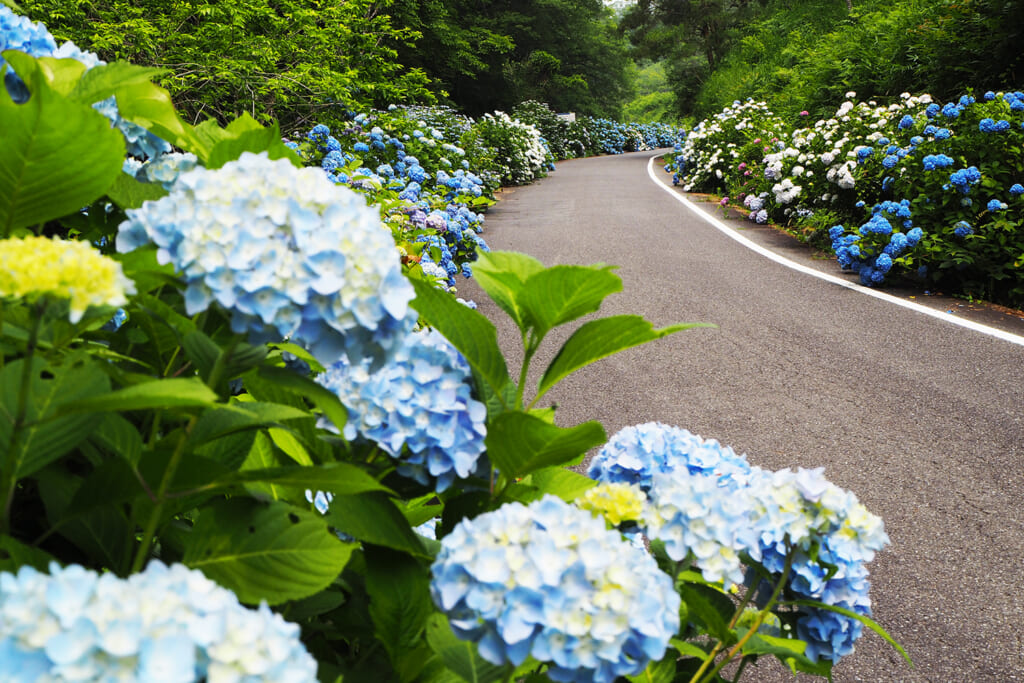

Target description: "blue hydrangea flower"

left=1010, top=183, right=1024, bottom=196
left=117, top=152, right=416, bottom=366
left=922, top=154, right=954, bottom=171
left=941, top=102, right=961, bottom=118
left=587, top=422, right=751, bottom=492
left=953, top=220, right=973, bottom=237
left=317, top=328, right=487, bottom=491
left=0, top=561, right=317, bottom=681
left=430, top=496, right=680, bottom=682
left=925, top=103, right=940, bottom=118
left=934, top=128, right=952, bottom=140
left=897, top=114, right=915, bottom=130
left=906, top=227, right=924, bottom=246
left=353, top=141, right=370, bottom=153
left=949, top=166, right=982, bottom=194
left=645, top=471, right=757, bottom=587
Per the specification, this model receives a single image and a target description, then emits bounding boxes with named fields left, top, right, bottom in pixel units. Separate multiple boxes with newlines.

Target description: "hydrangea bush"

left=0, top=9, right=905, bottom=683
left=668, top=91, right=1024, bottom=305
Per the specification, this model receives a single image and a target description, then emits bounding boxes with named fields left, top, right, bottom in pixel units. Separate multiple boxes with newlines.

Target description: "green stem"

left=0, top=302, right=44, bottom=534
left=131, top=414, right=198, bottom=573
left=695, top=548, right=797, bottom=683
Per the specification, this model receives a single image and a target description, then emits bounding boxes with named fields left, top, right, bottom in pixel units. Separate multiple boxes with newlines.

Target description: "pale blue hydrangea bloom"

left=0, top=561, right=317, bottom=682
left=587, top=422, right=751, bottom=492
left=1, top=6, right=58, bottom=101
left=317, top=327, right=487, bottom=491
left=644, top=471, right=758, bottom=587
left=746, top=467, right=889, bottom=663
left=430, top=496, right=680, bottom=682
left=117, top=152, right=416, bottom=366
left=141, top=152, right=199, bottom=189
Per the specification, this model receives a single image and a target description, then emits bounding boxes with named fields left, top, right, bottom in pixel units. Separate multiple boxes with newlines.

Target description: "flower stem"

left=0, top=302, right=44, bottom=534
left=695, top=548, right=796, bottom=683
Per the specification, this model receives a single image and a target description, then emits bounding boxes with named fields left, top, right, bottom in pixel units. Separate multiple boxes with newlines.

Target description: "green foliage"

left=18, top=0, right=436, bottom=130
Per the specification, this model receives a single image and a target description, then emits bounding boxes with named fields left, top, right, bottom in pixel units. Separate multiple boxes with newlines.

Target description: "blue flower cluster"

left=430, top=495, right=680, bottom=682
left=588, top=423, right=890, bottom=663
left=117, top=152, right=416, bottom=366
left=0, top=561, right=317, bottom=682
left=0, top=6, right=56, bottom=101
left=978, top=118, right=1011, bottom=133
left=922, top=154, right=955, bottom=170
left=746, top=467, right=889, bottom=662
left=586, top=421, right=749, bottom=492
left=953, top=220, right=974, bottom=237
left=316, top=328, right=487, bottom=491
left=949, top=166, right=982, bottom=194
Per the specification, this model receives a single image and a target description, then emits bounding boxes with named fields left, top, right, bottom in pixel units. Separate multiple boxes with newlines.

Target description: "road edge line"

left=645, top=154, right=1024, bottom=348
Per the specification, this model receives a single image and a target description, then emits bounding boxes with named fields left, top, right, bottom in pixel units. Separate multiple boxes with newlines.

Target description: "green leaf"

left=325, top=492, right=427, bottom=557
left=670, top=638, right=711, bottom=661
left=0, top=51, right=125, bottom=233
left=785, top=599, right=912, bottom=665
left=36, top=466, right=129, bottom=569
left=187, top=401, right=309, bottom=448
left=112, top=79, right=207, bottom=158
left=471, top=251, right=545, bottom=332
left=0, top=534, right=56, bottom=573
left=677, top=583, right=737, bottom=643
left=738, top=630, right=814, bottom=666
left=55, top=377, right=219, bottom=415
left=625, top=656, right=676, bottom=683
left=254, top=366, right=346, bottom=435
left=485, top=412, right=606, bottom=479
left=238, top=432, right=284, bottom=500
left=206, top=115, right=303, bottom=169
left=425, top=613, right=512, bottom=683
left=104, top=171, right=169, bottom=210
left=364, top=547, right=433, bottom=667
left=184, top=499, right=355, bottom=605
left=538, top=316, right=710, bottom=401
left=518, top=264, right=622, bottom=338
left=0, top=357, right=110, bottom=480
left=522, top=467, right=596, bottom=502
left=222, top=462, right=392, bottom=496
left=410, top=277, right=511, bottom=405
left=69, top=61, right=169, bottom=107
left=268, top=427, right=314, bottom=466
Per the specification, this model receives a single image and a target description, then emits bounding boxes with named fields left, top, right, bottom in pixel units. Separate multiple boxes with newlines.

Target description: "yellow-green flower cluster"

left=578, top=482, right=647, bottom=526
left=0, top=236, right=135, bottom=322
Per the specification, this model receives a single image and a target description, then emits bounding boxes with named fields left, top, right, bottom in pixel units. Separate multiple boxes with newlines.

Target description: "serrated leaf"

left=184, top=499, right=355, bottom=605
left=69, top=60, right=169, bottom=106
left=522, top=468, right=596, bottom=502
left=738, top=630, right=813, bottom=666
left=677, top=583, right=737, bottom=643
left=518, top=264, right=622, bottom=338
left=112, top=79, right=207, bottom=158
left=254, top=366, right=346, bottom=434
left=364, top=547, right=433, bottom=664
left=537, top=316, right=710, bottom=401
left=0, top=534, right=56, bottom=572
left=104, top=171, right=169, bottom=209
left=410, top=277, right=511, bottom=406
left=471, top=251, right=544, bottom=332
left=325, top=492, right=427, bottom=557
left=54, top=377, right=219, bottom=415
left=426, top=613, right=511, bottom=683
left=0, top=357, right=110, bottom=480
left=0, top=51, right=125, bottom=233
left=187, top=401, right=308, bottom=448
left=485, top=412, right=606, bottom=479
left=206, top=116, right=302, bottom=169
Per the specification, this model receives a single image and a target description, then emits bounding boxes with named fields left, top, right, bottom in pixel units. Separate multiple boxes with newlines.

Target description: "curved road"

left=459, top=150, right=1024, bottom=681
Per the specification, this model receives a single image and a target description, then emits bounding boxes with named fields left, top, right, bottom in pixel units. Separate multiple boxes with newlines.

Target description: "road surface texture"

left=458, top=150, right=1024, bottom=681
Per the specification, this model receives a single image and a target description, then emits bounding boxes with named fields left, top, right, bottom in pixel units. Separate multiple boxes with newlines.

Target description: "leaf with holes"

left=184, top=499, right=355, bottom=605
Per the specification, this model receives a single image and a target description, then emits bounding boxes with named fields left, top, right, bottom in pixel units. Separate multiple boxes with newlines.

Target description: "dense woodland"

left=18, top=0, right=1024, bottom=125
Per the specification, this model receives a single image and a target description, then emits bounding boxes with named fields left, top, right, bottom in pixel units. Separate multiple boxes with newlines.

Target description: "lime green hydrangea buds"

left=0, top=236, right=135, bottom=322
left=578, top=482, right=647, bottom=526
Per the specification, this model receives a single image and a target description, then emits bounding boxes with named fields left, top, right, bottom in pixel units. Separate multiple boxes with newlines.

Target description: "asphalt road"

left=458, top=150, right=1024, bottom=682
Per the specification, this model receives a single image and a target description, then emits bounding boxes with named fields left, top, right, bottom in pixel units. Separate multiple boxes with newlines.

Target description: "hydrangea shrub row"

left=668, top=92, right=1024, bottom=305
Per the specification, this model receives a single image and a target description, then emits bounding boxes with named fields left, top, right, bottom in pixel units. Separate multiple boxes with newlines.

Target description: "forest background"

left=18, top=0, right=1024, bottom=131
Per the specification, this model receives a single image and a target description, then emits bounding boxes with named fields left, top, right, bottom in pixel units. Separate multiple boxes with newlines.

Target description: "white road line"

left=646, top=154, right=1024, bottom=347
